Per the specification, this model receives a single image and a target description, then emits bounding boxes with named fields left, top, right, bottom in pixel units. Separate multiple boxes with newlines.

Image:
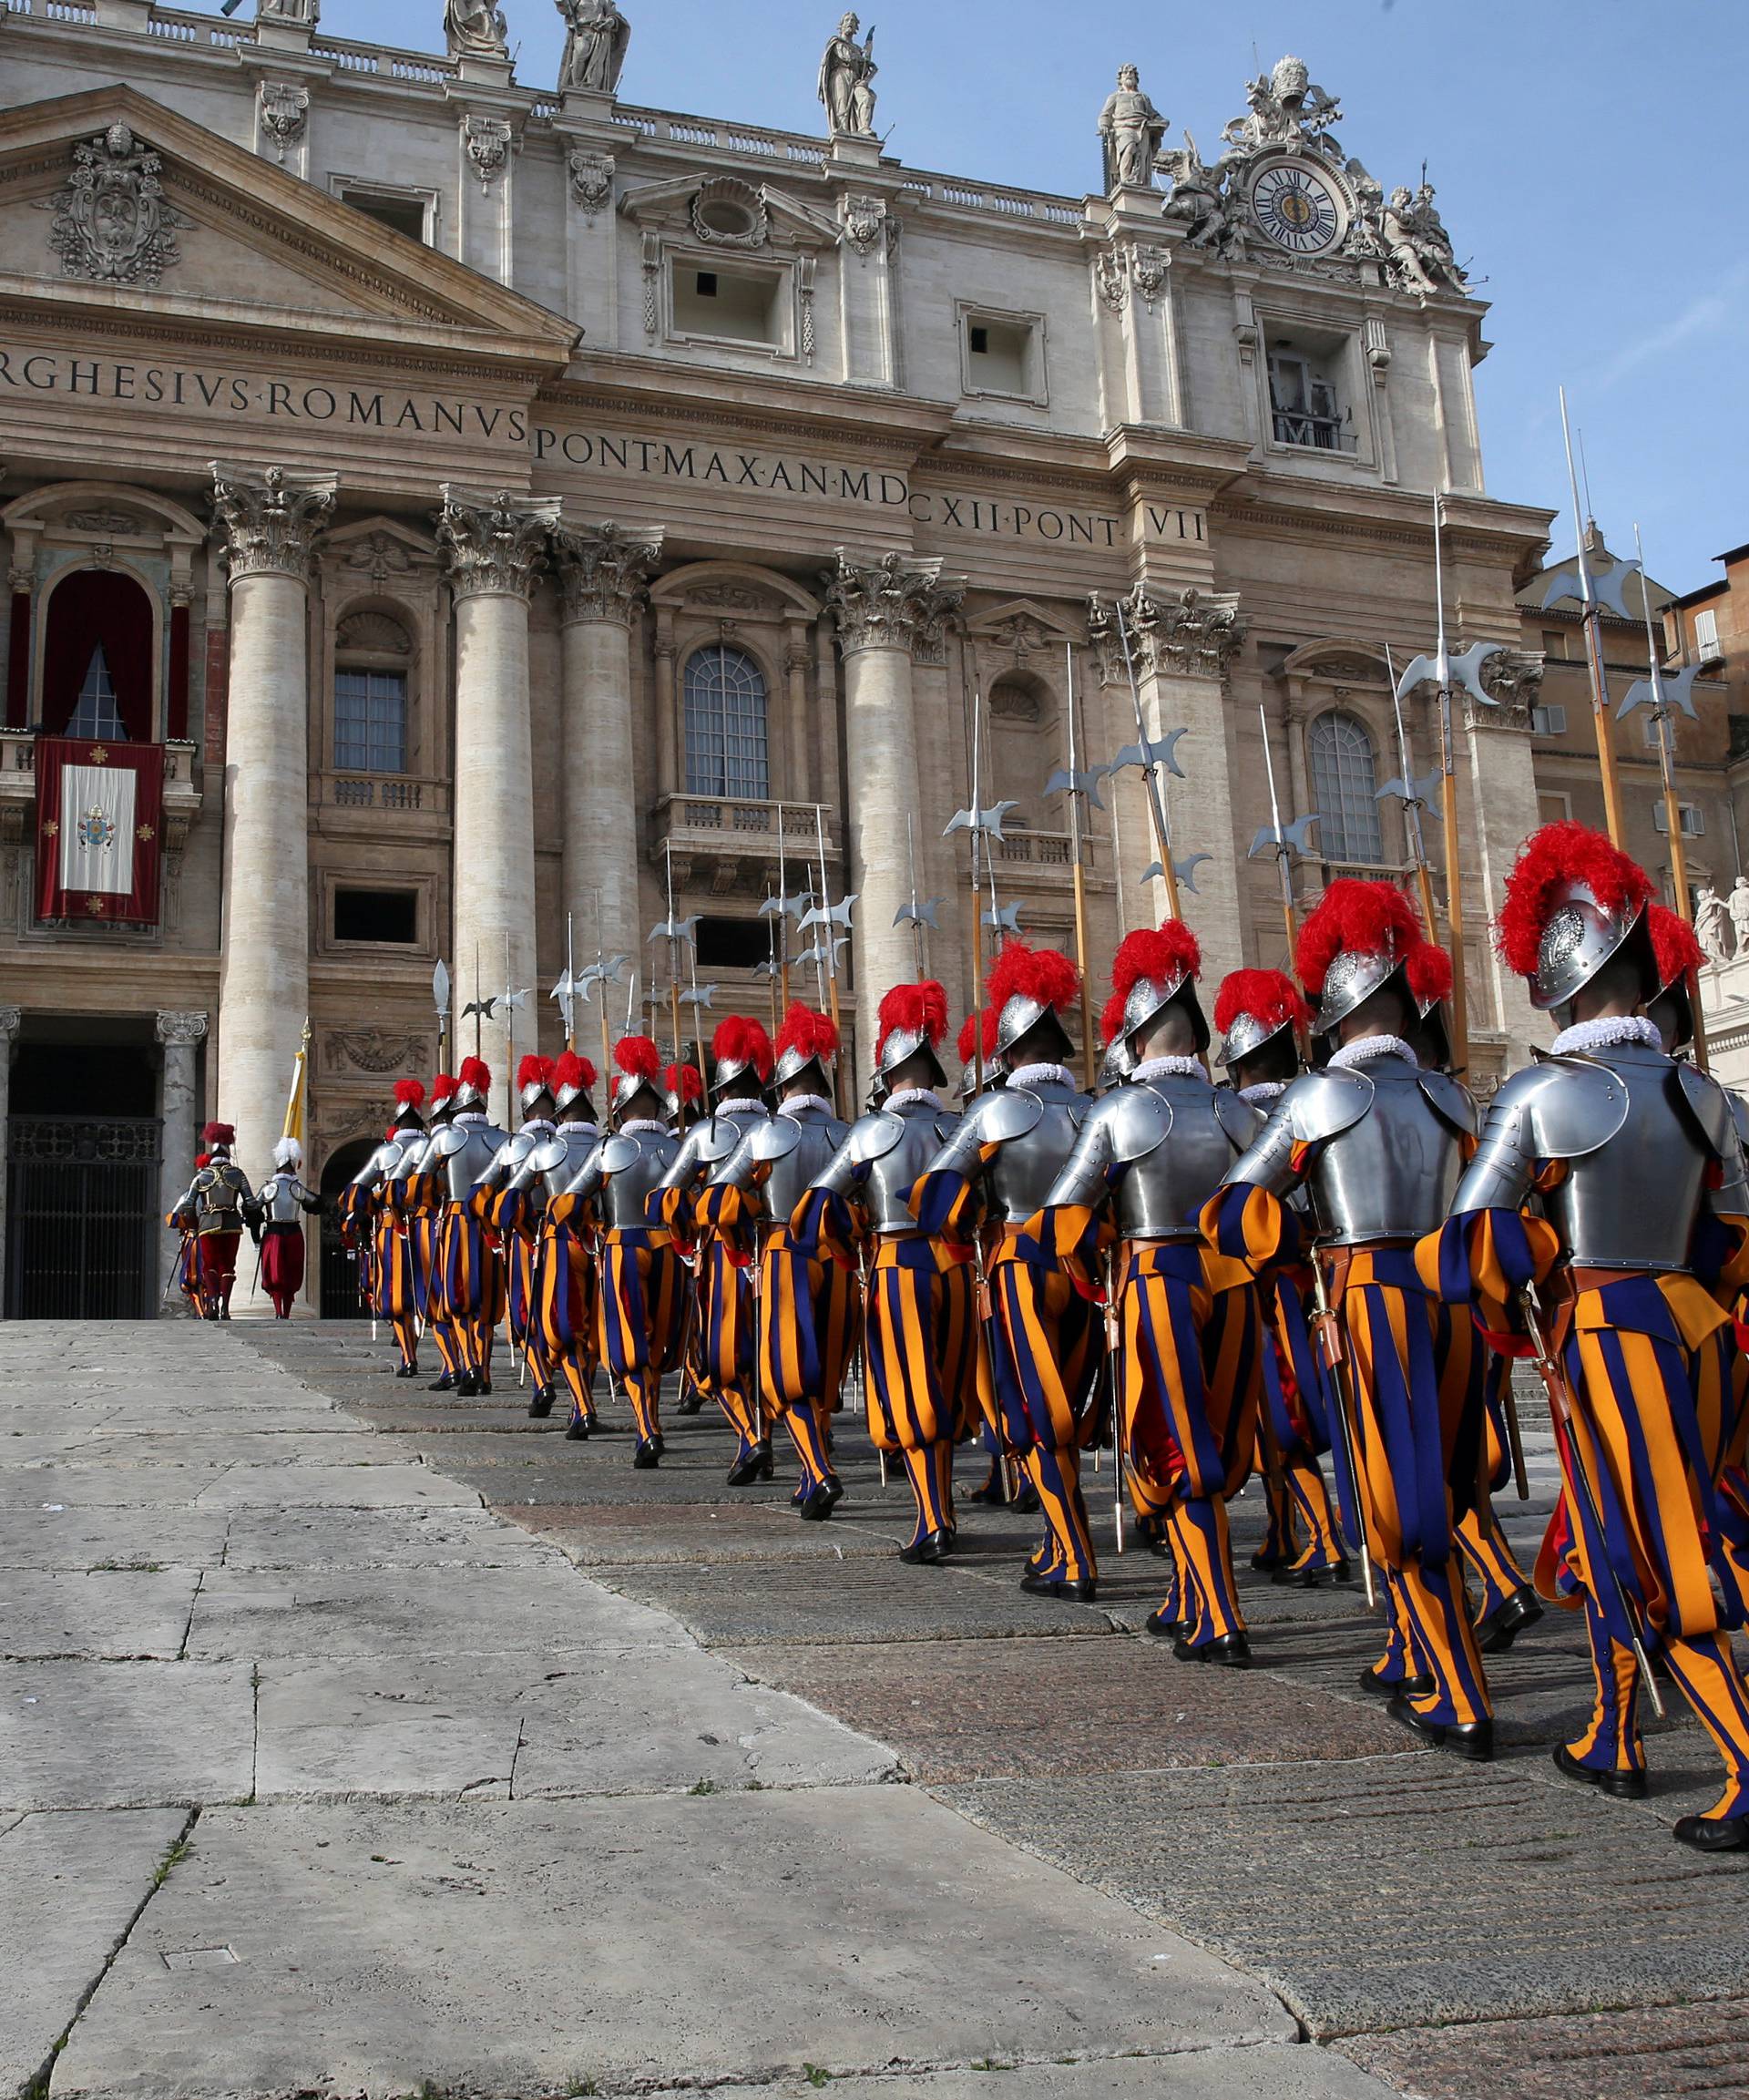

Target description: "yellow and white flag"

left=282, top=1022, right=312, bottom=1149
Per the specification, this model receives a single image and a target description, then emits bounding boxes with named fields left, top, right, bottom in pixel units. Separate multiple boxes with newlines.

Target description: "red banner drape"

left=35, top=735, right=164, bottom=927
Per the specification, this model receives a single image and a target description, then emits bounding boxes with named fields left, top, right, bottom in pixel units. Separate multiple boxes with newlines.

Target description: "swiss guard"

left=251, top=1138, right=322, bottom=1320
left=1425, top=824, right=1749, bottom=1850
left=478, top=1055, right=560, bottom=1404
left=167, top=1123, right=253, bottom=1320
left=502, top=1050, right=601, bottom=1430
left=342, top=1079, right=427, bottom=1376
left=429, top=1056, right=506, bottom=1393
left=1209, top=882, right=1492, bottom=1757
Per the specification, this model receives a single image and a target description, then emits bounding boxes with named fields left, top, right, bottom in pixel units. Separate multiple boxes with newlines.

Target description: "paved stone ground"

left=2, top=1319, right=1744, bottom=2100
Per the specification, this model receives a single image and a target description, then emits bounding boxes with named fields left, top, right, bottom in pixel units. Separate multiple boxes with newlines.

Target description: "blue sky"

left=316, top=0, right=1744, bottom=593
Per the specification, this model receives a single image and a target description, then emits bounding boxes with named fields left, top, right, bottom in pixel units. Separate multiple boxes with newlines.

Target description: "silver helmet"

left=710, top=1019, right=772, bottom=1093
left=552, top=1053, right=596, bottom=1114
left=609, top=1040, right=666, bottom=1117
left=987, top=946, right=1080, bottom=1062
left=1219, top=1007, right=1290, bottom=1069
left=874, top=982, right=950, bottom=1085
left=517, top=1057, right=557, bottom=1115
left=453, top=1059, right=491, bottom=1111
left=772, top=1007, right=839, bottom=1091
left=1097, top=1034, right=1134, bottom=1091
left=1529, top=879, right=1654, bottom=1013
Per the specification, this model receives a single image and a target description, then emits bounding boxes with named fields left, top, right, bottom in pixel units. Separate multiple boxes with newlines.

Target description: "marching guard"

left=167, top=1149, right=209, bottom=1317
left=424, top=1057, right=506, bottom=1394
left=654, top=1019, right=776, bottom=1485
left=342, top=1080, right=427, bottom=1377
left=915, top=944, right=1102, bottom=1599
left=250, top=1138, right=322, bottom=1320
left=1209, top=883, right=1493, bottom=1757
left=166, top=1122, right=253, bottom=1321
left=801, top=983, right=972, bottom=1555
left=1426, top=825, right=1749, bottom=1849
left=478, top=1056, right=562, bottom=1410
left=1042, top=927, right=1267, bottom=1661
left=552, top=1037, right=685, bottom=1461
left=501, top=1051, right=602, bottom=1432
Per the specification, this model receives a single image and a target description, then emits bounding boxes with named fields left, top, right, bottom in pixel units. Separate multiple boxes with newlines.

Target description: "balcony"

left=991, top=827, right=1100, bottom=872
left=0, top=730, right=202, bottom=897
left=653, top=794, right=841, bottom=898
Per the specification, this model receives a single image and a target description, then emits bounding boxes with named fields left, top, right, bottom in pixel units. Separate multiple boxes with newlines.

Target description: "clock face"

left=1251, top=160, right=1345, bottom=256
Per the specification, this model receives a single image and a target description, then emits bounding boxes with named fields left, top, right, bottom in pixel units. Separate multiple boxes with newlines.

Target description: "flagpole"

left=1560, top=387, right=1628, bottom=846
left=1064, top=643, right=1096, bottom=1090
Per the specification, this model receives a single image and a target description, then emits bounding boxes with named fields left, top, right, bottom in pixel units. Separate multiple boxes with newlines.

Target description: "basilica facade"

left=0, top=3, right=1560, bottom=1315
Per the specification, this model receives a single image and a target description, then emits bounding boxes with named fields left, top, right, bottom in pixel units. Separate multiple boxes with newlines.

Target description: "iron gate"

left=319, top=1209, right=370, bottom=1320
left=5, top=1115, right=160, bottom=1320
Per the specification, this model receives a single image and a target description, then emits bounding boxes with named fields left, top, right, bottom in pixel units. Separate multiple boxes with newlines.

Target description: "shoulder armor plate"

left=1213, top=1087, right=1264, bottom=1151
left=529, top=1134, right=569, bottom=1175
left=1518, top=1056, right=1631, bottom=1161
left=1417, top=1069, right=1478, bottom=1139
left=847, top=1111, right=905, bottom=1165
left=752, top=1117, right=802, bottom=1163
left=1107, top=1087, right=1172, bottom=1163
left=598, top=1134, right=641, bottom=1175
left=432, top=1124, right=468, bottom=1158
left=1289, top=1068, right=1374, bottom=1146
left=696, top=1118, right=742, bottom=1165
left=979, top=1088, right=1044, bottom=1144
left=1676, top=1061, right=1738, bottom=1160
left=1731, top=1089, right=1749, bottom=1152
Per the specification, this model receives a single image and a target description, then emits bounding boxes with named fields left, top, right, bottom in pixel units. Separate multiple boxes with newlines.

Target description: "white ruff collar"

left=518, top=1118, right=555, bottom=1135
left=1550, top=1015, right=1662, bottom=1056
left=782, top=1094, right=835, bottom=1118
left=1134, top=1055, right=1207, bottom=1085
left=619, top=1119, right=668, bottom=1138
left=1327, top=1034, right=1418, bottom=1071
left=1008, top=1061, right=1073, bottom=1090
left=453, top=1111, right=489, bottom=1125
left=1239, top=1080, right=1289, bottom=1105
left=886, top=1086, right=942, bottom=1110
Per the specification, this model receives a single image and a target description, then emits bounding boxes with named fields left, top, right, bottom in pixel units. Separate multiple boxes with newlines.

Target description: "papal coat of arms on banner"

left=77, top=804, right=118, bottom=855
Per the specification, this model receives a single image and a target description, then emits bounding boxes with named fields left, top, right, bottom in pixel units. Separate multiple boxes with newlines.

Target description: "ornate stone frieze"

left=154, top=1010, right=209, bottom=1046
left=1092, top=247, right=1127, bottom=315
left=690, top=177, right=768, bottom=249
left=0, top=1006, right=21, bottom=1039
left=1088, top=584, right=1246, bottom=684
left=568, top=149, right=614, bottom=214
left=42, top=124, right=188, bottom=289
left=257, top=82, right=310, bottom=163
left=325, top=1027, right=429, bottom=1075
left=823, top=552, right=965, bottom=667
left=436, top=488, right=559, bottom=603
left=549, top=520, right=662, bottom=626
left=461, top=113, right=516, bottom=190
left=336, top=610, right=412, bottom=654
left=839, top=192, right=889, bottom=256
left=210, top=464, right=336, bottom=584
left=1467, top=647, right=1545, bottom=732
left=336, top=531, right=426, bottom=586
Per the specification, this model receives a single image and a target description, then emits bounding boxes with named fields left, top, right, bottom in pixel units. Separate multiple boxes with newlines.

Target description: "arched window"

left=333, top=610, right=412, bottom=774
left=41, top=570, right=155, bottom=741
left=1307, top=711, right=1383, bottom=865
left=684, top=644, right=768, bottom=801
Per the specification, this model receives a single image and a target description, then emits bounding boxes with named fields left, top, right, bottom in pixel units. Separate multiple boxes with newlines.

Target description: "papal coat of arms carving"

left=44, top=124, right=189, bottom=288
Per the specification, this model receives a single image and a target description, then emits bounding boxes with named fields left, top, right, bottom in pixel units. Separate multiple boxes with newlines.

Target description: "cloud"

left=1591, top=259, right=1749, bottom=392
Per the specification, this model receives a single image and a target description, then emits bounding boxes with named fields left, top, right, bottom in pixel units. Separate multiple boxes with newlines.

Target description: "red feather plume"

left=1649, top=903, right=1704, bottom=989
left=201, top=1122, right=234, bottom=1146
left=1099, top=990, right=1129, bottom=1048
left=711, top=1016, right=773, bottom=1081
left=987, top=940, right=1080, bottom=1015
left=193, top=1152, right=211, bottom=1171
left=1496, top=822, right=1652, bottom=980
left=1405, top=944, right=1453, bottom=1009
left=1111, top=924, right=1202, bottom=1003
left=776, top=1003, right=840, bottom=1066
left=876, top=980, right=948, bottom=1057
left=429, top=1072, right=459, bottom=1106
left=552, top=1050, right=595, bottom=1096
left=517, top=1053, right=555, bottom=1092
left=614, top=1035, right=661, bottom=1081
left=667, top=1061, right=703, bottom=1103
left=1212, top=968, right=1307, bottom=1038
left=956, top=1006, right=999, bottom=1065
left=394, top=1079, right=426, bottom=1111
left=458, top=1055, right=492, bottom=1095
left=1295, top=880, right=1423, bottom=997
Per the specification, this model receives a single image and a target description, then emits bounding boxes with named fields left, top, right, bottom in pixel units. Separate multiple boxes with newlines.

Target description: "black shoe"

left=1358, top=1664, right=1434, bottom=1701
left=899, top=1528, right=952, bottom=1565
left=650, top=1434, right=667, bottom=1458
left=966, top=1479, right=1007, bottom=1506
left=1673, top=1813, right=1749, bottom=1854
left=565, top=1414, right=590, bottom=1442
left=1145, top=1606, right=1183, bottom=1639
left=457, top=1370, right=481, bottom=1397
left=477, top=1376, right=492, bottom=1397
left=1012, top=1483, right=1042, bottom=1516
left=1551, top=1742, right=1648, bottom=1801
left=1251, top=1546, right=1289, bottom=1572
left=1172, top=1631, right=1252, bottom=1668
left=1020, top=1570, right=1097, bottom=1603
left=1273, top=1558, right=1351, bottom=1589
left=676, top=1388, right=706, bottom=1417
left=1475, top=1585, right=1544, bottom=1654
left=726, top=1440, right=774, bottom=1488
left=528, top=1385, right=556, bottom=1420
left=395, top=1363, right=420, bottom=1379
left=797, top=1481, right=839, bottom=1523
left=1134, top=1514, right=1170, bottom=1557
left=632, top=1438, right=661, bottom=1470
left=427, top=1373, right=456, bottom=1393
left=1386, top=1694, right=1494, bottom=1763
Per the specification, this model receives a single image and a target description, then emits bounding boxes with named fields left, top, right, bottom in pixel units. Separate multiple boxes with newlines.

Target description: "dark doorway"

left=5, top=1038, right=160, bottom=1319
left=318, top=1139, right=377, bottom=1320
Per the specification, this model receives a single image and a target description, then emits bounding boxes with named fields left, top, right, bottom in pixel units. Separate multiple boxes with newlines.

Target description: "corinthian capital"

left=436, top=487, right=562, bottom=603
left=550, top=521, right=663, bottom=627
left=823, top=550, right=965, bottom=666
left=210, top=462, right=335, bottom=584
left=1088, top=583, right=1246, bottom=685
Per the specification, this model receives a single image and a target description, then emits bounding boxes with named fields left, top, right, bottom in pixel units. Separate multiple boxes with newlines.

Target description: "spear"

left=433, top=959, right=450, bottom=1071
left=1621, top=521, right=1708, bottom=1070
left=1555, top=387, right=1629, bottom=845
left=806, top=804, right=853, bottom=1114
left=1250, top=704, right=1318, bottom=962
left=1046, top=641, right=1100, bottom=1089
left=1377, top=645, right=1442, bottom=945
left=893, top=811, right=942, bottom=978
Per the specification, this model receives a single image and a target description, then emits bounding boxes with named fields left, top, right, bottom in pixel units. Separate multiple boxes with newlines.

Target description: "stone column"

left=1089, top=585, right=1249, bottom=990
left=823, top=553, right=965, bottom=1090
left=438, top=488, right=560, bottom=1107
left=155, top=1009, right=208, bottom=1305
left=210, top=466, right=333, bottom=1225
left=550, top=523, right=662, bottom=968
left=0, top=1005, right=17, bottom=1313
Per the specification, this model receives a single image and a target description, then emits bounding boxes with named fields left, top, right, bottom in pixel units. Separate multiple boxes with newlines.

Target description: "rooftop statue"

left=445, top=0, right=509, bottom=63
left=1096, top=64, right=1166, bottom=194
left=557, top=0, right=629, bottom=93
left=818, top=12, right=878, bottom=138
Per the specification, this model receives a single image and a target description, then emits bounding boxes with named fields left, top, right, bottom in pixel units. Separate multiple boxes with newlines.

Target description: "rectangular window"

left=1652, top=804, right=1705, bottom=836
left=960, top=309, right=1044, bottom=403
left=333, top=888, right=417, bottom=944
left=1530, top=703, right=1567, bottom=737
left=1696, top=609, right=1723, bottom=661
left=671, top=261, right=781, bottom=344
left=334, top=670, right=407, bottom=773
left=1267, top=344, right=1352, bottom=452
left=340, top=188, right=429, bottom=243
left=695, top=916, right=767, bottom=971
left=1539, top=630, right=1567, bottom=660
left=1537, top=792, right=1572, bottom=826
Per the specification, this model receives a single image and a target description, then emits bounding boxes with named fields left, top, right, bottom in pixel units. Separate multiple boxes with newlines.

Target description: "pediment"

left=619, top=172, right=840, bottom=251
left=0, top=86, right=577, bottom=362
left=963, top=597, right=1085, bottom=645
left=1276, top=637, right=1389, bottom=681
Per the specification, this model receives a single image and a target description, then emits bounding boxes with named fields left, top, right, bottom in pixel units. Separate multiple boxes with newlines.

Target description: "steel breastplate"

left=987, top=1084, right=1091, bottom=1224
left=261, top=1173, right=303, bottom=1224
left=540, top=1125, right=600, bottom=1198
left=1306, top=1067, right=1464, bottom=1243
left=866, top=1106, right=957, bottom=1233
left=604, top=1132, right=680, bottom=1229
left=1540, top=1050, right=1715, bottom=1269
left=444, top=1123, right=506, bottom=1200
left=761, top=1111, right=849, bottom=1224
left=1115, top=1081, right=1243, bottom=1239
